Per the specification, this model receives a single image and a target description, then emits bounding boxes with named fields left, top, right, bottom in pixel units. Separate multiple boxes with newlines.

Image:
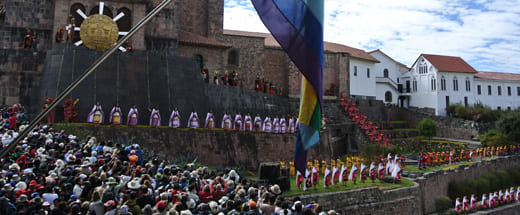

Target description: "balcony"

left=376, top=77, right=398, bottom=89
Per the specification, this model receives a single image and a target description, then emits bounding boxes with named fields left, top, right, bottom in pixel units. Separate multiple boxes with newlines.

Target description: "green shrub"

left=487, top=133, right=510, bottom=147
left=479, top=130, right=497, bottom=147
left=448, top=181, right=464, bottom=200
left=360, top=144, right=397, bottom=163
left=475, top=177, right=490, bottom=195
left=495, top=170, right=512, bottom=189
left=434, top=196, right=452, bottom=213
left=509, top=168, right=520, bottom=185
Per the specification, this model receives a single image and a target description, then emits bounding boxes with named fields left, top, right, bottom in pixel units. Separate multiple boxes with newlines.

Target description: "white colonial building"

left=474, top=72, right=520, bottom=111
left=349, top=56, right=378, bottom=100
left=369, top=50, right=409, bottom=106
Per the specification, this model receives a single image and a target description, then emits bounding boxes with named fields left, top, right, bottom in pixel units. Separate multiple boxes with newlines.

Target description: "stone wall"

left=221, top=34, right=265, bottom=89
left=75, top=125, right=333, bottom=170
left=472, top=202, right=520, bottom=215
left=298, top=183, right=422, bottom=215
left=416, top=155, right=520, bottom=214
left=386, top=106, right=488, bottom=140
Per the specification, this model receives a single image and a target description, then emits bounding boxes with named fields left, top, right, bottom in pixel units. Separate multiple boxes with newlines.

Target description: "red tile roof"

left=178, top=30, right=231, bottom=48
left=223, top=29, right=379, bottom=62
left=420, top=54, right=477, bottom=73
left=475, top=71, right=520, bottom=81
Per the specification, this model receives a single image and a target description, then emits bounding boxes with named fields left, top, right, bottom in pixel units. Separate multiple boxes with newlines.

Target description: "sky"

left=223, top=0, right=520, bottom=74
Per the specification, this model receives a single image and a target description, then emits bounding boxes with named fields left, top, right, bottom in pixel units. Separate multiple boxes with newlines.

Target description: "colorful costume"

left=253, top=115, right=263, bottom=131
left=42, top=98, right=56, bottom=124
left=109, top=105, right=123, bottom=125
left=169, top=109, right=181, bottom=128
left=288, top=117, right=295, bottom=133
left=280, top=118, right=287, bottom=133
left=149, top=108, right=161, bottom=126
left=187, top=112, right=199, bottom=128
left=87, top=103, right=104, bottom=124
left=272, top=117, right=280, bottom=133
left=244, top=114, right=253, bottom=131
left=263, top=117, right=272, bottom=132
left=323, top=166, right=331, bottom=188
left=205, top=112, right=215, bottom=128
left=234, top=114, right=243, bottom=130
left=221, top=113, right=233, bottom=129
left=127, top=107, right=139, bottom=126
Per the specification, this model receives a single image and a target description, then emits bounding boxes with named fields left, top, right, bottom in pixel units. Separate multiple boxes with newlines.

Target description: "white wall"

left=408, top=56, right=439, bottom=113
left=435, top=72, right=476, bottom=115
left=370, top=50, right=406, bottom=104
left=349, top=58, right=376, bottom=98
left=474, top=79, right=520, bottom=110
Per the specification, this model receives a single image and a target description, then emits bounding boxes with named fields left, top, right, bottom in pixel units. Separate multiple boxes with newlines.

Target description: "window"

left=453, top=77, right=458, bottom=91
left=194, top=54, right=204, bottom=70
left=413, top=78, right=417, bottom=92
left=497, top=106, right=501, bottom=110
left=431, top=77, right=436, bottom=91
left=508, top=86, right=512, bottom=96
left=508, top=106, right=511, bottom=111
left=488, top=85, right=492, bottom=95
left=367, top=68, right=370, bottom=78
left=353, top=66, right=357, bottom=76
left=498, top=86, right=502, bottom=96
left=517, top=87, right=520, bottom=96
left=383, top=69, right=389, bottom=78
left=465, top=78, right=471, bottom=92
left=477, top=85, right=481, bottom=95
left=418, top=63, right=428, bottom=74
left=385, top=91, right=392, bottom=102
left=70, top=3, right=86, bottom=43
left=441, top=76, right=446, bottom=91
left=227, top=49, right=239, bottom=66
left=0, top=3, right=5, bottom=25
left=116, top=8, right=132, bottom=33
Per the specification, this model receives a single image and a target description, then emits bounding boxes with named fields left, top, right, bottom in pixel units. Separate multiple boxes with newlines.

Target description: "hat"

left=31, top=192, right=40, bottom=198
left=2, top=183, right=13, bottom=192
left=16, top=194, right=28, bottom=203
left=48, top=172, right=58, bottom=180
left=66, top=155, right=76, bottom=163
left=156, top=201, right=166, bottom=210
left=43, top=201, right=50, bottom=206
left=130, top=150, right=136, bottom=154
left=127, top=178, right=141, bottom=189
left=218, top=196, right=229, bottom=205
left=120, top=205, right=130, bottom=215
left=270, top=184, right=281, bottom=195
left=29, top=180, right=37, bottom=186
left=104, top=200, right=116, bottom=207
left=55, top=159, right=65, bottom=167
left=209, top=201, right=219, bottom=212
left=70, top=195, right=77, bottom=201
left=106, top=177, right=117, bottom=185
left=33, top=196, right=43, bottom=204
left=23, top=168, right=33, bottom=175
left=180, top=210, right=192, bottom=215
left=16, top=181, right=27, bottom=190
left=248, top=201, right=257, bottom=209
left=79, top=174, right=87, bottom=180
left=291, top=201, right=302, bottom=210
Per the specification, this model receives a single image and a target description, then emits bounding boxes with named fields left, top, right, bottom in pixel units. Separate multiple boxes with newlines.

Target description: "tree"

left=497, top=110, right=520, bottom=142
left=417, top=118, right=437, bottom=144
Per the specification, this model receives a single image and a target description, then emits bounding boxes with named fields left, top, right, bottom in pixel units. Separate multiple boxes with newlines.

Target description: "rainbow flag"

left=251, top=0, right=323, bottom=174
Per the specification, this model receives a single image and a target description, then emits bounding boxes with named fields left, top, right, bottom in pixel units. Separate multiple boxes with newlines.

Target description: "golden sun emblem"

left=80, top=14, right=119, bottom=51
left=73, top=1, right=128, bottom=52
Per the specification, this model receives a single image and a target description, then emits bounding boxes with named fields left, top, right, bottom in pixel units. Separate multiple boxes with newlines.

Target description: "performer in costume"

left=272, top=117, right=280, bottom=133
left=311, top=164, right=319, bottom=189
left=369, top=162, right=377, bottom=183
left=455, top=197, right=462, bottom=213
left=253, top=114, right=262, bottom=131
left=127, top=105, right=139, bottom=126
left=462, top=196, right=469, bottom=212
left=340, top=163, right=348, bottom=185
left=331, top=163, right=339, bottom=185
left=280, top=117, right=287, bottom=134
left=349, top=163, right=358, bottom=185
left=360, top=163, right=367, bottom=183
left=470, top=194, right=476, bottom=210
left=296, top=171, right=304, bottom=190
left=87, top=102, right=104, bottom=124
left=187, top=110, right=200, bottom=128
left=109, top=104, right=123, bottom=125
left=205, top=111, right=215, bottom=129
left=63, top=98, right=79, bottom=122
left=149, top=106, right=161, bottom=126
left=323, top=165, right=331, bottom=188
left=481, top=194, right=488, bottom=209
left=42, top=97, right=56, bottom=124
left=244, top=113, right=253, bottom=131
left=289, top=161, right=295, bottom=176
left=288, top=115, right=295, bottom=133
left=263, top=116, right=272, bottom=132
left=221, top=112, right=233, bottom=129
left=234, top=112, right=243, bottom=130
left=169, top=108, right=181, bottom=128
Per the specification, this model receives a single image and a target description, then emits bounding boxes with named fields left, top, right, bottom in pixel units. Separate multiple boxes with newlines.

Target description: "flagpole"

left=0, top=0, right=173, bottom=159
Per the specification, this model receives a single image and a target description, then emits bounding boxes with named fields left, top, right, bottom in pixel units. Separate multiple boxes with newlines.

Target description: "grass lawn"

left=281, top=177, right=414, bottom=196
left=403, top=160, right=479, bottom=173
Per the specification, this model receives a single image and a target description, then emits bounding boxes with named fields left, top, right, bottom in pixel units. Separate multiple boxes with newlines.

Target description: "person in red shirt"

left=8, top=113, right=17, bottom=129
left=210, top=176, right=228, bottom=202
left=128, top=150, right=138, bottom=166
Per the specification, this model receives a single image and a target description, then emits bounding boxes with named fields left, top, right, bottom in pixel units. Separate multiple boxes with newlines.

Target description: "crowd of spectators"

left=0, top=103, right=338, bottom=215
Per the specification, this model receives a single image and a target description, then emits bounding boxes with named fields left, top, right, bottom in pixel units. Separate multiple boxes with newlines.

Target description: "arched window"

left=453, top=76, right=459, bottom=91
left=383, top=69, right=389, bottom=78
left=441, top=76, right=446, bottom=91
left=194, top=54, right=204, bottom=71
left=385, top=91, right=392, bottom=102
left=116, top=7, right=131, bottom=32
left=227, top=49, right=239, bottom=66
left=70, top=3, right=86, bottom=43
left=413, top=78, right=417, bottom=92
left=431, top=76, right=436, bottom=91
left=90, top=5, right=113, bottom=17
